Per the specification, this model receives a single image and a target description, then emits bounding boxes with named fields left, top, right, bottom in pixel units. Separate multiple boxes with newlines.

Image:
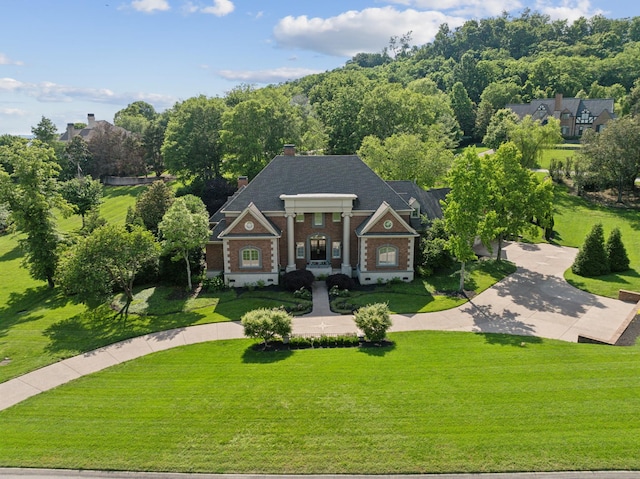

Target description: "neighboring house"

left=206, top=145, right=449, bottom=287
left=506, top=93, right=615, bottom=138
left=58, top=113, right=119, bottom=142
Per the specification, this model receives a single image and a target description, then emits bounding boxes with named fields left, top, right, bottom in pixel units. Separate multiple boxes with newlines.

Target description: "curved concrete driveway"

left=0, top=242, right=637, bottom=411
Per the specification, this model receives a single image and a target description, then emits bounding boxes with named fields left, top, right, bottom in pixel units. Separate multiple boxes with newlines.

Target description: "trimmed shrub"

left=241, top=307, right=293, bottom=346
left=326, top=273, right=355, bottom=291
left=282, top=269, right=315, bottom=292
left=353, top=302, right=392, bottom=343
left=416, top=218, right=454, bottom=276
left=606, top=227, right=630, bottom=273
left=571, top=223, right=610, bottom=277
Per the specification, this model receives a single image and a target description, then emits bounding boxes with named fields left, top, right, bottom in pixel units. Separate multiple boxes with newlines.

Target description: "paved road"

left=0, top=242, right=637, bottom=414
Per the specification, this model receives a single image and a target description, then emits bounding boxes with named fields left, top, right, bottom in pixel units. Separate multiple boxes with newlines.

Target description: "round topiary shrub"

left=326, top=273, right=355, bottom=291
left=353, top=302, right=392, bottom=343
left=282, top=269, right=315, bottom=292
left=241, top=307, right=293, bottom=347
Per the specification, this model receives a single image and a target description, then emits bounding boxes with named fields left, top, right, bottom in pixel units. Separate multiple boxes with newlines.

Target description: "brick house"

left=506, top=93, right=615, bottom=138
left=206, top=146, right=448, bottom=287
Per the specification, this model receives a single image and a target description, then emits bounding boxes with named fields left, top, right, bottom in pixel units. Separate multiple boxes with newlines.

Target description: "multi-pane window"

left=240, top=247, right=260, bottom=268
left=296, top=242, right=305, bottom=259
left=296, top=213, right=304, bottom=223
left=377, top=246, right=398, bottom=266
left=332, top=241, right=341, bottom=259
left=313, top=212, right=324, bottom=227
left=332, top=212, right=341, bottom=222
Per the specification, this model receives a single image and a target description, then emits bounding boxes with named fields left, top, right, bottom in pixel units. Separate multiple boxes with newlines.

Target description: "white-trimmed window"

left=332, top=241, right=341, bottom=259
left=377, top=245, right=398, bottom=267
left=313, top=212, right=324, bottom=227
left=296, top=213, right=304, bottom=223
left=240, top=247, right=261, bottom=268
left=296, top=242, right=305, bottom=259
left=332, top=212, right=341, bottom=222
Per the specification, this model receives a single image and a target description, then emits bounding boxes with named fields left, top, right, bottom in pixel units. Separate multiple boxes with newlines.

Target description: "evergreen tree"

left=571, top=223, right=610, bottom=277
left=605, top=227, right=630, bottom=273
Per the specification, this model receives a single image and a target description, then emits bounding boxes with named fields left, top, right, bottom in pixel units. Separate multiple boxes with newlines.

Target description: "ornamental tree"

left=158, top=195, right=210, bottom=290
left=241, top=308, right=293, bottom=348
left=57, top=224, right=160, bottom=318
left=605, top=227, right=630, bottom=273
left=353, top=302, right=392, bottom=343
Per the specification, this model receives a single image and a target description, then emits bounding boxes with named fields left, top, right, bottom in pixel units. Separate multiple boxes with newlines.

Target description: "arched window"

left=240, top=247, right=261, bottom=268
left=377, top=245, right=398, bottom=267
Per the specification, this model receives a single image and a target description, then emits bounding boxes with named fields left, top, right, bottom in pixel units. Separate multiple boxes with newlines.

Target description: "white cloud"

left=385, top=0, right=524, bottom=17
left=130, top=0, right=170, bottom=13
left=0, top=107, right=26, bottom=116
left=0, top=77, right=175, bottom=107
left=217, top=67, right=324, bottom=84
left=201, top=0, right=235, bottom=16
left=273, top=7, right=465, bottom=57
left=182, top=0, right=234, bottom=17
left=0, top=53, right=24, bottom=66
left=535, top=0, right=604, bottom=22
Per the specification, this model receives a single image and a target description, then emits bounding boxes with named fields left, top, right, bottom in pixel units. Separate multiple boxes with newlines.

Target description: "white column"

left=286, top=213, right=296, bottom=272
left=341, top=213, right=352, bottom=276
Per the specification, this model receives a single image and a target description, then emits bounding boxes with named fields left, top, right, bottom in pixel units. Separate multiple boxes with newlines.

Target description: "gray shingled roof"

left=386, top=181, right=449, bottom=227
left=222, top=155, right=411, bottom=213
left=507, top=97, right=615, bottom=119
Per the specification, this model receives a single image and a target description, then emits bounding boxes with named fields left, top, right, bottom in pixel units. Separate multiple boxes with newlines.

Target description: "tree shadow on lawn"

left=0, top=286, right=74, bottom=339
left=492, top=268, right=604, bottom=317
left=43, top=305, right=205, bottom=356
left=460, top=301, right=543, bottom=346
left=358, top=341, right=396, bottom=356
left=241, top=346, right=293, bottom=363
left=0, top=242, right=23, bottom=262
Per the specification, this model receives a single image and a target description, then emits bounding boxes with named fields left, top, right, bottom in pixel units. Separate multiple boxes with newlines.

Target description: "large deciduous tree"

left=130, top=180, right=175, bottom=235
left=221, top=88, right=301, bottom=179
left=449, top=82, right=476, bottom=137
left=579, top=116, right=640, bottom=203
left=162, top=95, right=226, bottom=182
left=507, top=116, right=562, bottom=168
left=158, top=195, right=210, bottom=290
left=442, top=148, right=489, bottom=291
left=481, top=142, right=554, bottom=261
left=31, top=116, right=59, bottom=144
left=57, top=224, right=160, bottom=318
left=60, top=136, right=92, bottom=180
left=0, top=141, right=66, bottom=288
left=358, top=133, right=453, bottom=188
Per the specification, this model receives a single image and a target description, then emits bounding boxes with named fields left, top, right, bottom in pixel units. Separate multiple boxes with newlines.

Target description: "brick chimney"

left=87, top=113, right=96, bottom=128
left=237, top=176, right=248, bottom=188
left=283, top=144, right=296, bottom=156
left=66, top=123, right=75, bottom=140
left=554, top=93, right=563, bottom=112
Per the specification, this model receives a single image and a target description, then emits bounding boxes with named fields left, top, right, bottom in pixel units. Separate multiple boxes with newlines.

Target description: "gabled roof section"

left=356, top=201, right=418, bottom=237
left=222, top=155, right=410, bottom=213
left=507, top=97, right=615, bottom=119
left=219, top=202, right=281, bottom=238
left=387, top=181, right=449, bottom=221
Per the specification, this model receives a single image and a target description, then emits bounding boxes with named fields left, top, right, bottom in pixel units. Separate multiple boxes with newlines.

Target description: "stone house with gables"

left=507, top=93, right=615, bottom=138
left=206, top=146, right=448, bottom=287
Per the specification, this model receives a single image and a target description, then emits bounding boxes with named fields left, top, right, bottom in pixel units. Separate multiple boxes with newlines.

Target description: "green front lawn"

left=334, top=260, right=516, bottom=314
left=543, top=184, right=640, bottom=298
left=1, top=331, right=639, bottom=474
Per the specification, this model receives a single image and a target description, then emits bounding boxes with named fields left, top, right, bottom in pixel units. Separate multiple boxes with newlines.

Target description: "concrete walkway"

left=0, top=242, right=637, bottom=412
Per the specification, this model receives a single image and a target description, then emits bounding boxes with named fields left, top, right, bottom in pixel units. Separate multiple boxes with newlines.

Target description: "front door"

left=309, top=235, right=327, bottom=262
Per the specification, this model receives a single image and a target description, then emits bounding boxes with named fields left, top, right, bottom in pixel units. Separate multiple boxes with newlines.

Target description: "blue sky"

left=1, top=0, right=639, bottom=135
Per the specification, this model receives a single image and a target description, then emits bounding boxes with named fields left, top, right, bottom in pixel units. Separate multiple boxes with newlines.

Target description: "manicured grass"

left=537, top=184, right=640, bottom=298
left=538, top=145, right=580, bottom=170
left=339, top=260, right=516, bottom=313
left=1, top=331, right=639, bottom=473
